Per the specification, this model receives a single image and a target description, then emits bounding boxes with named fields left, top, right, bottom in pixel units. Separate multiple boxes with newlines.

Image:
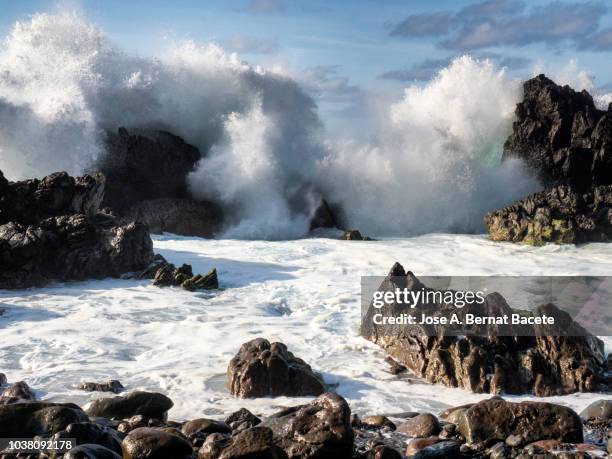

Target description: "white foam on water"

left=0, top=235, right=610, bottom=421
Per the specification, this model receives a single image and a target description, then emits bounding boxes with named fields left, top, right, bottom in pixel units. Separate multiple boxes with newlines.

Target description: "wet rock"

left=505, top=434, right=524, bottom=448
left=405, top=436, right=439, bottom=456
left=1, top=381, right=36, bottom=402
left=78, top=380, right=124, bottom=394
left=360, top=415, right=396, bottom=430
left=385, top=356, right=407, bottom=375
left=342, top=230, right=373, bottom=241
left=122, top=427, right=193, bottom=459
left=261, top=392, right=354, bottom=458
left=199, top=426, right=288, bottom=459
left=65, top=444, right=122, bottom=459
left=359, top=444, right=402, bottom=459
left=84, top=391, right=173, bottom=421
left=54, top=422, right=123, bottom=455
left=410, top=441, right=460, bottom=458
left=0, top=401, right=88, bottom=436
left=309, top=199, right=342, bottom=231
left=456, top=398, right=583, bottom=444
left=397, top=413, right=441, bottom=437
left=227, top=338, right=326, bottom=398
left=484, top=184, right=612, bottom=244
left=0, top=374, right=6, bottom=386
left=153, top=262, right=218, bottom=291
left=579, top=399, right=612, bottom=421
left=503, top=74, right=611, bottom=190
left=224, top=408, right=261, bottom=432
left=361, top=263, right=607, bottom=396
left=0, top=169, right=154, bottom=289
left=488, top=442, right=510, bottom=459
left=181, top=418, right=232, bottom=439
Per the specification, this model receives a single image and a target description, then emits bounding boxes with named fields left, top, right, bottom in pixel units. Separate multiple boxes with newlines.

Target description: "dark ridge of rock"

left=261, top=392, right=354, bottom=458
left=227, top=338, right=326, bottom=398
left=309, top=198, right=343, bottom=231
left=456, top=398, right=583, bottom=445
left=79, top=380, right=124, bottom=394
left=503, top=74, right=611, bottom=191
left=99, top=128, right=201, bottom=213
left=0, top=402, right=89, bottom=436
left=123, top=197, right=222, bottom=238
left=361, top=263, right=608, bottom=396
left=152, top=261, right=219, bottom=291
left=96, top=127, right=223, bottom=237
left=84, top=391, right=173, bottom=421
left=485, top=184, right=612, bottom=244
left=0, top=169, right=154, bottom=289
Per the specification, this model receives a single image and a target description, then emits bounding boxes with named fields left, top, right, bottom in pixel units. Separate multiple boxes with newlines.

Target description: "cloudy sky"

left=3, top=0, right=612, bottom=126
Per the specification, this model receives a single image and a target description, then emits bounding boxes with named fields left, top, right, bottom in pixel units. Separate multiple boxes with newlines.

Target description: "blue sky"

left=2, top=0, right=612, bottom=125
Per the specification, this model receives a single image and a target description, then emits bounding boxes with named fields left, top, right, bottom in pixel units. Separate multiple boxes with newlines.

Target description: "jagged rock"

left=455, top=398, right=583, bottom=444
left=361, top=263, right=607, bottom=396
left=84, top=391, right=173, bottom=421
left=124, top=197, right=222, bottom=238
left=79, top=380, right=124, bottom=394
left=1, top=381, right=36, bottom=403
left=99, top=128, right=201, bottom=213
left=342, top=229, right=373, bottom=241
left=0, top=402, right=89, bottom=436
left=309, top=199, right=342, bottom=231
left=224, top=408, right=261, bottom=432
left=0, top=169, right=154, bottom=289
left=54, top=422, right=124, bottom=455
left=152, top=261, right=218, bottom=291
left=64, top=444, right=122, bottom=459
left=396, top=413, right=440, bottom=437
left=227, top=338, right=326, bottom=398
left=122, top=427, right=193, bottom=459
left=580, top=399, right=612, bottom=421
left=485, top=184, right=612, bottom=244
left=261, top=392, right=354, bottom=458
left=199, top=426, right=288, bottom=459
left=503, top=74, right=612, bottom=190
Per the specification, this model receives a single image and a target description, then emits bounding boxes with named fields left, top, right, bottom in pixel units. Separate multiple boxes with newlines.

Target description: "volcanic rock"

left=227, top=338, right=326, bottom=398
left=152, top=261, right=218, bottom=291
left=79, top=380, right=124, bottom=394
left=261, top=392, right=354, bottom=458
left=84, top=391, right=173, bottom=421
left=54, top=422, right=124, bottom=455
left=361, top=262, right=607, bottom=396
left=396, top=413, right=441, bottom=437
left=122, top=427, right=193, bottom=459
left=0, top=402, right=89, bottom=436
left=199, top=426, right=288, bottom=459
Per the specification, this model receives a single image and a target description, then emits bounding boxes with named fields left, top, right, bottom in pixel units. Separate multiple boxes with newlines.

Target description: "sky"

left=2, top=0, right=612, bottom=126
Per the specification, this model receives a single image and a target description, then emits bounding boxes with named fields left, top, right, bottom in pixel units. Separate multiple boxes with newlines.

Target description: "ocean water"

left=0, top=234, right=610, bottom=421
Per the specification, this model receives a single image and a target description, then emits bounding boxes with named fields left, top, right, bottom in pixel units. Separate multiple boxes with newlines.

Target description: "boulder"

left=261, top=392, right=354, bottom=458
left=78, top=380, right=124, bottom=394
left=54, top=422, right=123, bottom=455
left=455, top=398, right=583, bottom=444
left=359, top=445, right=403, bottom=459
left=0, top=402, right=88, bottom=436
left=361, top=263, right=608, bottom=396
left=122, top=427, right=193, bottom=459
left=199, top=426, right=288, bottom=459
left=503, top=74, right=611, bottom=190
left=65, top=444, right=122, bottom=459
left=579, top=399, right=612, bottom=421
left=342, top=230, right=373, bottom=241
left=0, top=169, right=154, bottom=289
left=224, top=408, right=261, bottom=432
left=84, top=391, right=173, bottom=421
left=0, top=373, right=6, bottom=386
left=484, top=184, right=612, bottom=244
left=396, top=413, right=440, bottom=437
left=409, top=441, right=460, bottom=459
left=360, top=415, right=396, bottom=430
left=152, top=262, right=218, bottom=291
left=181, top=418, right=231, bottom=439
left=1, top=381, right=36, bottom=402
left=227, top=338, right=326, bottom=398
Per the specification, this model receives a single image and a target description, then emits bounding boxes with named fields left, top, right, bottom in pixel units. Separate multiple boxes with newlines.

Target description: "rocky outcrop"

left=97, top=127, right=222, bottom=237
left=261, top=392, right=354, bottom=458
left=503, top=74, right=612, bottom=191
left=0, top=170, right=153, bottom=289
left=488, top=75, right=612, bottom=244
left=227, top=338, right=326, bottom=398
left=78, top=380, right=124, bottom=394
left=84, top=391, right=173, bottom=421
left=152, top=261, right=219, bottom=291
left=122, top=427, right=193, bottom=459
left=485, top=184, right=612, bottom=244
left=361, top=263, right=608, bottom=396
left=0, top=402, right=89, bottom=436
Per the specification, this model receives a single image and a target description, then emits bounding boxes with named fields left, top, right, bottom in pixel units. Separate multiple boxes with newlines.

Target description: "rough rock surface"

left=503, top=74, right=612, bottom=190
left=78, top=380, right=124, bottom=394
left=122, top=427, right=193, bottom=459
left=227, top=338, right=326, bottom=398
left=361, top=262, right=608, bottom=396
left=152, top=261, right=219, bottom=291
left=199, top=426, right=288, bottom=459
left=84, top=391, right=173, bottom=421
left=0, top=170, right=153, bottom=289
left=98, top=127, right=222, bottom=237
left=456, top=398, right=583, bottom=444
left=261, top=392, right=354, bottom=458
left=0, top=402, right=89, bottom=436
left=488, top=75, right=612, bottom=244
left=485, top=184, right=612, bottom=244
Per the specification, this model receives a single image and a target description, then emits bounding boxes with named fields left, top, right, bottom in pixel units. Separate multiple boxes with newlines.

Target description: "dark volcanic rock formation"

left=485, top=184, right=612, bottom=244
left=488, top=75, right=612, bottom=244
left=0, top=170, right=153, bottom=289
left=152, top=261, right=219, bottom=291
left=227, top=338, right=326, bottom=398
left=503, top=74, right=612, bottom=191
left=84, top=391, right=173, bottom=421
left=361, top=263, right=608, bottom=396
left=97, top=127, right=222, bottom=237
